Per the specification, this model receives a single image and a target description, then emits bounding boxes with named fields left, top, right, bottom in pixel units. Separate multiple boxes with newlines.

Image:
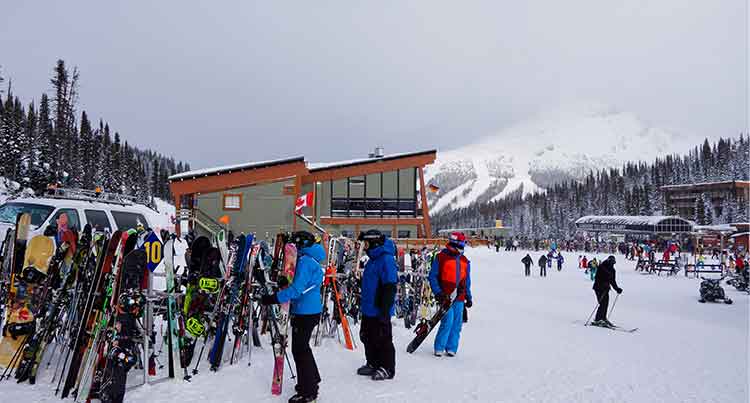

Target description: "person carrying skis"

left=538, top=254, right=548, bottom=277
left=261, top=231, right=325, bottom=403
left=356, top=229, right=398, bottom=381
left=521, top=254, right=533, bottom=277
left=591, top=256, right=623, bottom=327
left=429, top=232, right=472, bottom=357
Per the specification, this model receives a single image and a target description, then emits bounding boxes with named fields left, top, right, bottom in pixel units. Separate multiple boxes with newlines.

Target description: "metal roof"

left=308, top=150, right=437, bottom=172
left=575, top=215, right=693, bottom=226
left=169, top=156, right=305, bottom=181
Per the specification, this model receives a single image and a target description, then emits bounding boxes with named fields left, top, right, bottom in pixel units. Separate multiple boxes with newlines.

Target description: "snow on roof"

left=308, top=150, right=436, bottom=172
left=660, top=180, right=750, bottom=190
left=730, top=232, right=749, bottom=238
left=169, top=156, right=305, bottom=181
left=575, top=215, right=694, bottom=226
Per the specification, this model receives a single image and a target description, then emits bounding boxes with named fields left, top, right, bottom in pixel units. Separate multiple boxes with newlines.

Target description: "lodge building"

left=661, top=180, right=750, bottom=220
left=168, top=149, right=436, bottom=241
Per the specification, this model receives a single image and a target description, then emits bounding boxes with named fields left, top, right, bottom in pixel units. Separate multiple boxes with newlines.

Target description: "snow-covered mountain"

left=426, top=102, right=688, bottom=214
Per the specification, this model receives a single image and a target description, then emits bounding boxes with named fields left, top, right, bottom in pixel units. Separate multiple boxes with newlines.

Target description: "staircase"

left=178, top=208, right=225, bottom=238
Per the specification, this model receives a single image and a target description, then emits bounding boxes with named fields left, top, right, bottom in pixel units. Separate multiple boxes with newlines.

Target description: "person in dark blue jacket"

left=261, top=231, right=324, bottom=403
left=356, top=229, right=398, bottom=381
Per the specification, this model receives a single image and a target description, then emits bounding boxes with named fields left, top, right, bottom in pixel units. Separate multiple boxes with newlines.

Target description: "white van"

left=0, top=195, right=156, bottom=244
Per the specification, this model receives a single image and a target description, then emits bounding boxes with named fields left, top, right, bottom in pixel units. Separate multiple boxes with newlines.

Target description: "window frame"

left=84, top=209, right=113, bottom=233
left=222, top=193, right=243, bottom=211
left=110, top=211, right=148, bottom=231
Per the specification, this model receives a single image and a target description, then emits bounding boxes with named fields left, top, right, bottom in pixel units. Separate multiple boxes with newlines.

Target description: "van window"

left=0, top=203, right=54, bottom=226
left=52, top=209, right=81, bottom=233
left=111, top=211, right=148, bottom=230
left=84, top=210, right=112, bottom=232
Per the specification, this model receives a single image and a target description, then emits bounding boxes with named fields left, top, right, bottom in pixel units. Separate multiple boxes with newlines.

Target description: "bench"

left=653, top=260, right=680, bottom=276
left=685, top=263, right=724, bottom=278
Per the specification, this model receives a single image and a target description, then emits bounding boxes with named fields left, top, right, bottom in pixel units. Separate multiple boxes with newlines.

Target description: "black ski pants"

left=524, top=264, right=531, bottom=276
left=360, top=315, right=395, bottom=376
left=539, top=264, right=547, bottom=277
left=291, top=313, right=321, bottom=398
left=594, top=289, right=610, bottom=322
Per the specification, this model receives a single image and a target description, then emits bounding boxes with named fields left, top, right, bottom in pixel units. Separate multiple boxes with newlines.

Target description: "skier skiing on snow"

left=538, top=254, right=548, bottom=277
left=261, top=231, right=325, bottom=403
left=591, top=256, right=623, bottom=327
left=356, top=229, right=398, bottom=381
left=429, top=232, right=472, bottom=357
left=521, top=254, right=533, bottom=277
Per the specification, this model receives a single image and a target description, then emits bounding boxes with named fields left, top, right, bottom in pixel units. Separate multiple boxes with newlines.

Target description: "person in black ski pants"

left=261, top=231, right=325, bottom=403
left=521, top=254, right=533, bottom=277
left=592, top=255, right=623, bottom=327
left=538, top=255, right=548, bottom=277
left=356, top=229, right=398, bottom=381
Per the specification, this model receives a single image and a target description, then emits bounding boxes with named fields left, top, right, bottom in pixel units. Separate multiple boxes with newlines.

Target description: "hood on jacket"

left=366, top=238, right=396, bottom=260
left=299, top=243, right=326, bottom=263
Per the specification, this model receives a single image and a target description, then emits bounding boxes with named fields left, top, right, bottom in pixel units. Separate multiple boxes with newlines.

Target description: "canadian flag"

left=295, top=192, right=314, bottom=213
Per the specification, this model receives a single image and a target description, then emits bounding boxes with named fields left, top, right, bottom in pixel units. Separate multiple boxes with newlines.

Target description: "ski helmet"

left=447, top=231, right=467, bottom=252
left=359, top=229, right=385, bottom=250
left=290, top=231, right=316, bottom=249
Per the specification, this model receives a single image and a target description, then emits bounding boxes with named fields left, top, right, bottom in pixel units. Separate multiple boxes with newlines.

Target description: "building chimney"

left=374, top=146, right=384, bottom=158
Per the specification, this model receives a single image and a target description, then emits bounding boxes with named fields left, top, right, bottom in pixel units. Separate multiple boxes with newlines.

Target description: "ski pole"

left=584, top=292, right=606, bottom=326
left=608, top=293, right=620, bottom=318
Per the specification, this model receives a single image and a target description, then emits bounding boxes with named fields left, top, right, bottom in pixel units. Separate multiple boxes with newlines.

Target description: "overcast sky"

left=1, top=1, right=747, bottom=169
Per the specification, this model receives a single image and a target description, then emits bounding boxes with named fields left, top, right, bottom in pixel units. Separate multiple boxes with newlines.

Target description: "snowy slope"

left=426, top=103, right=688, bottom=213
left=3, top=248, right=747, bottom=402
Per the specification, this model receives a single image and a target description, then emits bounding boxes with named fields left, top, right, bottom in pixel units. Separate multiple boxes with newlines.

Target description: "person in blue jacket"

left=355, top=229, right=398, bottom=381
left=429, top=232, right=473, bottom=357
left=261, top=231, right=324, bottom=403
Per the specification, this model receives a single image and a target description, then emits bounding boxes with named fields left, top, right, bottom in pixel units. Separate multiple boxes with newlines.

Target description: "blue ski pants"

left=434, top=301, right=465, bottom=354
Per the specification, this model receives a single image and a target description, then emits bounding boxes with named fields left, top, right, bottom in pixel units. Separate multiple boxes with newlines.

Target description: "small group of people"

left=260, top=230, right=473, bottom=403
left=520, top=250, right=564, bottom=277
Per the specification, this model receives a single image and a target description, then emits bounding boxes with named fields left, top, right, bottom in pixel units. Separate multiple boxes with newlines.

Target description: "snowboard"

left=406, top=301, right=454, bottom=354
left=14, top=229, right=77, bottom=384
left=0, top=231, right=54, bottom=368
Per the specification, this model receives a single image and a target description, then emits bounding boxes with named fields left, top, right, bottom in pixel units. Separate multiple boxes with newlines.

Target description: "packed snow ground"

left=3, top=248, right=748, bottom=402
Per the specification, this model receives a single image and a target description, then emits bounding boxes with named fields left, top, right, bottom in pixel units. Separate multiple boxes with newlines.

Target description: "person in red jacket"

left=428, top=232, right=472, bottom=357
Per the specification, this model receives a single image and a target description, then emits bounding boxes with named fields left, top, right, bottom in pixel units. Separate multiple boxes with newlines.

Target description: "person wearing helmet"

left=261, top=231, right=325, bottom=403
left=356, top=229, right=398, bottom=381
left=591, top=255, right=623, bottom=327
left=429, top=232, right=473, bottom=357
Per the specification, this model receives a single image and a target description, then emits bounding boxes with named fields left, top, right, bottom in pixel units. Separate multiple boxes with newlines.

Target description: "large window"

left=330, top=169, right=418, bottom=218
left=111, top=211, right=148, bottom=230
left=85, top=210, right=112, bottom=233
left=52, top=209, right=81, bottom=232
left=0, top=202, right=54, bottom=226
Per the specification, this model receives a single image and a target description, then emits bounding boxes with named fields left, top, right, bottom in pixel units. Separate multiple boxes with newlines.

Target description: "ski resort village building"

left=661, top=180, right=750, bottom=223
left=168, top=149, right=436, bottom=241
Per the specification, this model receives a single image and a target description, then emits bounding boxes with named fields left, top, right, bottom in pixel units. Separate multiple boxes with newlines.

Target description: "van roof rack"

left=46, top=187, right=142, bottom=206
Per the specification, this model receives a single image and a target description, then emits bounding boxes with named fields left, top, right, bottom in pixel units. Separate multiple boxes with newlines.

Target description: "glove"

left=615, top=287, right=623, bottom=294
left=261, top=294, right=279, bottom=306
left=277, top=276, right=289, bottom=288
left=465, top=298, right=473, bottom=308
left=435, top=293, right=451, bottom=308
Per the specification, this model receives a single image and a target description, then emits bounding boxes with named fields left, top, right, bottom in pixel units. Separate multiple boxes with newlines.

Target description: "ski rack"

left=46, top=187, right=146, bottom=207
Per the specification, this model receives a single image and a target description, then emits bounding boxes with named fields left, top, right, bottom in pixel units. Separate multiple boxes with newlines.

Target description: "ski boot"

left=356, top=363, right=376, bottom=376
left=434, top=351, right=443, bottom=357
left=371, top=367, right=394, bottom=381
left=445, top=351, right=456, bottom=357
left=589, top=319, right=606, bottom=327
left=288, top=393, right=317, bottom=403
